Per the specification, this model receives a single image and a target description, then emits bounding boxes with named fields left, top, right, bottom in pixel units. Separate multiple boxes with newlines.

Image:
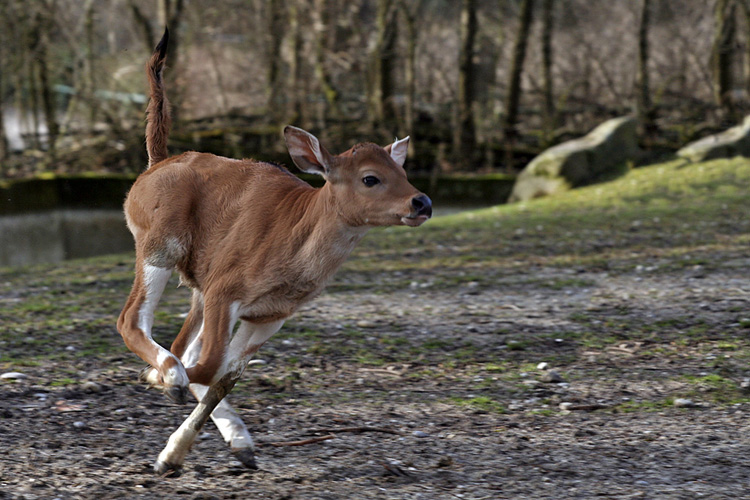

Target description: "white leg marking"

left=192, top=384, right=255, bottom=450
left=157, top=415, right=200, bottom=468
left=203, top=319, right=284, bottom=450
left=181, top=320, right=205, bottom=370
left=138, top=265, right=172, bottom=334
left=222, top=319, right=284, bottom=382
left=141, top=366, right=160, bottom=387
left=157, top=319, right=284, bottom=468
left=156, top=374, right=237, bottom=470
left=139, top=264, right=188, bottom=388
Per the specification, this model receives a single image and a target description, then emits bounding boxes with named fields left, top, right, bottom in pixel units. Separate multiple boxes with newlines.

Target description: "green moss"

left=48, top=377, right=77, bottom=387
left=616, top=399, right=675, bottom=413
left=449, top=396, right=507, bottom=414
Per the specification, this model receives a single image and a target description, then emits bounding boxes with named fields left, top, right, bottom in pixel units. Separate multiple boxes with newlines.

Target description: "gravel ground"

left=2, top=156, right=750, bottom=499
left=2, top=253, right=750, bottom=499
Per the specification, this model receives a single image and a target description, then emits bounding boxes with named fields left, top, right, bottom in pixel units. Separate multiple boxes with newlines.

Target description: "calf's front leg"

left=155, top=319, right=284, bottom=474
left=154, top=370, right=242, bottom=475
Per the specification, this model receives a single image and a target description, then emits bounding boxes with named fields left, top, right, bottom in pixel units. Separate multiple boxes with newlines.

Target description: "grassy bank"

left=2, top=155, right=750, bottom=499
left=1, top=155, right=749, bottom=407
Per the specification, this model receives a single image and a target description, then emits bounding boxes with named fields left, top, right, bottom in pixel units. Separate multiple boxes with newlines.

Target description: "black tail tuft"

left=155, top=27, right=169, bottom=63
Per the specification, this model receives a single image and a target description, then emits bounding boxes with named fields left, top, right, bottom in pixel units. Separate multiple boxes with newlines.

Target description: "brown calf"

left=116, top=28, right=432, bottom=475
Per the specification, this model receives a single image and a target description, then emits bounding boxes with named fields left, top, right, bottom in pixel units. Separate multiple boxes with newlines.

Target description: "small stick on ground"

left=306, top=426, right=404, bottom=436
left=257, top=434, right=336, bottom=447
left=561, top=403, right=610, bottom=412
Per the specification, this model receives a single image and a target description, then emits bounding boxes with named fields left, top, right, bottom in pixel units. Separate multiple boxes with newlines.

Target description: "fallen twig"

left=357, top=368, right=404, bottom=378
left=560, top=403, right=609, bottom=412
left=257, top=434, right=336, bottom=447
left=306, top=426, right=404, bottom=436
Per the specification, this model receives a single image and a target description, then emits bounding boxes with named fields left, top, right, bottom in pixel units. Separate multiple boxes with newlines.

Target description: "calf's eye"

left=362, top=175, right=381, bottom=187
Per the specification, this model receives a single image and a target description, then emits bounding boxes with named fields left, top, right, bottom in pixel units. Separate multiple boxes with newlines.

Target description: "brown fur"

left=117, top=30, right=431, bottom=390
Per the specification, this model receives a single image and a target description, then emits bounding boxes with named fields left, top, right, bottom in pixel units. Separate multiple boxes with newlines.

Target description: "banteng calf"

left=116, top=28, right=432, bottom=475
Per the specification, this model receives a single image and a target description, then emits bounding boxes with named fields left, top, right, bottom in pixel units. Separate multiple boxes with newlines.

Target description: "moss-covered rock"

left=509, top=116, right=639, bottom=202
left=677, top=116, right=750, bottom=162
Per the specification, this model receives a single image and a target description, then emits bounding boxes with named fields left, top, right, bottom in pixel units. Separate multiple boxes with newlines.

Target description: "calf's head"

left=284, top=126, right=432, bottom=228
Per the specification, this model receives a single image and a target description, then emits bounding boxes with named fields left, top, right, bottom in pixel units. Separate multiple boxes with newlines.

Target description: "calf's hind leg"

left=118, top=260, right=189, bottom=404
left=140, top=290, right=204, bottom=395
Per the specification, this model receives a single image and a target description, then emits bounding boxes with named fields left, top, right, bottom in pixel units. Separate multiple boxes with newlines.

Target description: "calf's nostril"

left=411, top=194, right=432, bottom=217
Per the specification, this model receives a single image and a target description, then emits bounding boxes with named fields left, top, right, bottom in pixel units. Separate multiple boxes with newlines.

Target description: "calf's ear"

left=384, top=136, right=410, bottom=168
left=283, top=126, right=334, bottom=176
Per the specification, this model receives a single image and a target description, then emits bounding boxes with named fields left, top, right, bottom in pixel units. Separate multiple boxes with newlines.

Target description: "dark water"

left=0, top=210, right=132, bottom=267
left=0, top=204, right=490, bottom=267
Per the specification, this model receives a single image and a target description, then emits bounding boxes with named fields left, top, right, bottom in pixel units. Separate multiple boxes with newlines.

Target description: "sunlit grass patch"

left=346, top=156, right=750, bottom=277
left=449, top=395, right=507, bottom=414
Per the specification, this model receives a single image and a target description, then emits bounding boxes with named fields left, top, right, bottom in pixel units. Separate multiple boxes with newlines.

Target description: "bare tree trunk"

left=0, top=23, right=7, bottom=160
left=541, top=0, right=555, bottom=142
left=399, top=0, right=420, bottom=141
left=205, top=34, right=230, bottom=115
left=369, top=0, right=398, bottom=133
left=712, top=0, right=736, bottom=120
left=288, top=0, right=305, bottom=125
left=455, top=0, right=478, bottom=169
left=266, top=0, right=286, bottom=122
left=741, top=0, right=750, bottom=100
left=128, top=0, right=155, bottom=51
left=38, top=38, right=59, bottom=154
left=158, top=0, right=185, bottom=121
left=313, top=0, right=338, bottom=118
left=36, top=2, right=59, bottom=154
left=503, top=0, right=534, bottom=143
left=26, top=12, right=42, bottom=150
left=84, top=0, right=96, bottom=127
left=636, top=0, right=654, bottom=137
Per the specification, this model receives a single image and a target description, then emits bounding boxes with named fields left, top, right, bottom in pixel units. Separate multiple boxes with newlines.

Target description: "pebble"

left=413, top=431, right=431, bottom=438
left=80, top=381, right=103, bottom=393
left=356, top=320, right=377, bottom=329
left=673, top=398, right=695, bottom=408
left=541, top=370, right=564, bottom=383
left=73, top=421, right=87, bottom=430
left=247, top=359, right=267, bottom=366
left=536, top=362, right=549, bottom=371
left=0, top=372, right=28, bottom=380
left=559, top=402, right=574, bottom=411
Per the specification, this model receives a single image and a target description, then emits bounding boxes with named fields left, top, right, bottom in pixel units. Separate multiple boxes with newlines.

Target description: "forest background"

left=0, top=0, right=747, bottom=176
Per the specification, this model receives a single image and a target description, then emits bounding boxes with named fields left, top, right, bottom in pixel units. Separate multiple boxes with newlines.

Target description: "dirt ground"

left=2, top=187, right=750, bottom=498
